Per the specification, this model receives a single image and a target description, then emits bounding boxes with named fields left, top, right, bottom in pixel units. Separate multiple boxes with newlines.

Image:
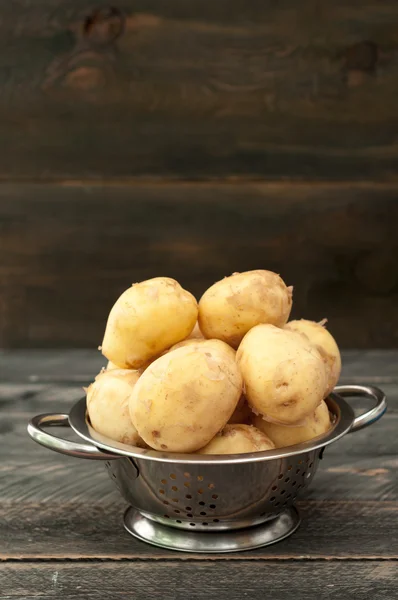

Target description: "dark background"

left=1, top=0, right=398, bottom=349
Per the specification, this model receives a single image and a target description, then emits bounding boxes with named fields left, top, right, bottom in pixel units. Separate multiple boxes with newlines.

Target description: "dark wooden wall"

left=1, top=1, right=398, bottom=348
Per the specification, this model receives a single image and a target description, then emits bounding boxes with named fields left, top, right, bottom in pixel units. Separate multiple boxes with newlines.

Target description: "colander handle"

left=334, top=384, right=387, bottom=432
left=28, top=413, right=118, bottom=460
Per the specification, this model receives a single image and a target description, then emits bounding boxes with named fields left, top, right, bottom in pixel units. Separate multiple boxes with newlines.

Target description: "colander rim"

left=69, top=392, right=355, bottom=464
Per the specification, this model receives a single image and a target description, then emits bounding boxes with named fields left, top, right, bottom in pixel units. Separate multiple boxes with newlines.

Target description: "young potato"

left=198, top=270, right=293, bottom=349
left=285, top=319, right=341, bottom=396
left=101, top=277, right=198, bottom=369
left=228, top=394, right=253, bottom=425
left=129, top=343, right=242, bottom=453
left=199, top=424, right=275, bottom=454
left=107, top=360, right=121, bottom=370
left=253, top=401, right=331, bottom=448
left=237, top=324, right=327, bottom=425
left=86, top=369, right=142, bottom=446
left=186, top=321, right=204, bottom=340
left=169, top=337, right=236, bottom=360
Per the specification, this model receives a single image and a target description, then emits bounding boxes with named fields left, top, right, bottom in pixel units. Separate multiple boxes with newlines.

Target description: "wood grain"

left=1, top=500, right=397, bottom=560
left=1, top=1, right=398, bottom=180
left=1, top=562, right=397, bottom=600
left=2, top=183, right=398, bottom=348
left=0, top=369, right=396, bottom=560
left=2, top=350, right=397, bottom=383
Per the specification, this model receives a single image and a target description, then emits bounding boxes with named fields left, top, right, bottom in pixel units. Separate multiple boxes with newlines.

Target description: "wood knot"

left=64, top=66, right=106, bottom=91
left=83, top=7, right=125, bottom=45
left=345, top=41, right=379, bottom=73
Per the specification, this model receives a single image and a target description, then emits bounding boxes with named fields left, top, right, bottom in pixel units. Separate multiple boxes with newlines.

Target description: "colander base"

left=124, top=506, right=300, bottom=553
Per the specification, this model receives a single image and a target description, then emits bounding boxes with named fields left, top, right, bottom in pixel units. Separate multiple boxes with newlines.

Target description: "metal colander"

left=28, top=384, right=386, bottom=553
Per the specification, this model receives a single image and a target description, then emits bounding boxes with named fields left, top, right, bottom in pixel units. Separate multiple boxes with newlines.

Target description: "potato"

left=86, top=369, right=142, bottom=446
left=101, top=277, right=198, bottom=369
left=236, top=324, right=327, bottom=425
left=169, top=337, right=236, bottom=360
left=186, top=321, right=204, bottom=340
left=253, top=401, right=331, bottom=448
left=107, top=360, right=121, bottom=370
left=285, top=319, right=341, bottom=396
left=199, top=424, right=275, bottom=454
left=228, top=394, right=253, bottom=424
left=129, top=343, right=242, bottom=452
left=198, top=270, right=293, bottom=349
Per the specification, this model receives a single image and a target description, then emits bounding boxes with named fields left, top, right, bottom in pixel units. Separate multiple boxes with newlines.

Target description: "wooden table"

left=1, top=350, right=397, bottom=599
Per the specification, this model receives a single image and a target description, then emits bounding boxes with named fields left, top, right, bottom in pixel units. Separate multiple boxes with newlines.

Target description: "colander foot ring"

left=123, top=507, right=300, bottom=553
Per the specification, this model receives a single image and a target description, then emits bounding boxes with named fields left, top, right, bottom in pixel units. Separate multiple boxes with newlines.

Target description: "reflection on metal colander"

left=105, top=451, right=318, bottom=531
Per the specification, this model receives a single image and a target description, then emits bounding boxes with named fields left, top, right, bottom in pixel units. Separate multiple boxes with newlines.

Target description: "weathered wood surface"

left=1, top=1, right=398, bottom=180
left=0, top=351, right=396, bottom=598
left=2, top=349, right=397, bottom=383
left=0, top=351, right=397, bottom=563
left=2, top=562, right=398, bottom=600
left=2, top=183, right=398, bottom=348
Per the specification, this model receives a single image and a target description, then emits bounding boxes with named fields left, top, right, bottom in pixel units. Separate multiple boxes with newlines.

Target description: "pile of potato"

left=86, top=270, right=341, bottom=455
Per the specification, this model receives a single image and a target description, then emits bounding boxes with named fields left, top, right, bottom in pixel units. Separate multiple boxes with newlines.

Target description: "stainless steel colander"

left=28, top=384, right=386, bottom=553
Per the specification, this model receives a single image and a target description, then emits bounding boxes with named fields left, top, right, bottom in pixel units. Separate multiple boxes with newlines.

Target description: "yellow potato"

left=199, top=424, right=275, bottom=454
left=169, top=337, right=236, bottom=360
left=228, top=394, right=253, bottom=424
left=186, top=321, right=204, bottom=340
left=107, top=360, right=122, bottom=370
left=285, top=319, right=341, bottom=396
left=101, top=277, right=198, bottom=369
left=198, top=270, right=293, bottom=349
left=86, top=369, right=142, bottom=446
left=129, top=343, right=242, bottom=452
left=236, top=324, right=327, bottom=425
left=253, top=401, right=331, bottom=448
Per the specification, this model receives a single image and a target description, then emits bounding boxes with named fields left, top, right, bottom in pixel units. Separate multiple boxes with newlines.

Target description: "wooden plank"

left=1, top=1, right=398, bottom=180
left=2, top=183, right=398, bottom=348
left=1, top=500, right=397, bottom=560
left=1, top=562, right=397, bottom=600
left=0, top=381, right=396, bottom=560
left=2, top=350, right=398, bottom=384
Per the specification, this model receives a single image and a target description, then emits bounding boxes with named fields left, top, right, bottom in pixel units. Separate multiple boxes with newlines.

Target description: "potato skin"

left=253, top=401, right=331, bottom=448
left=199, top=424, right=275, bottom=454
left=129, top=344, right=242, bottom=452
left=169, top=338, right=236, bottom=360
left=236, top=324, right=327, bottom=425
left=285, top=319, right=341, bottom=396
left=186, top=321, right=204, bottom=340
left=86, top=369, right=142, bottom=446
left=102, top=277, right=198, bottom=369
left=106, top=360, right=120, bottom=370
left=198, top=270, right=293, bottom=349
